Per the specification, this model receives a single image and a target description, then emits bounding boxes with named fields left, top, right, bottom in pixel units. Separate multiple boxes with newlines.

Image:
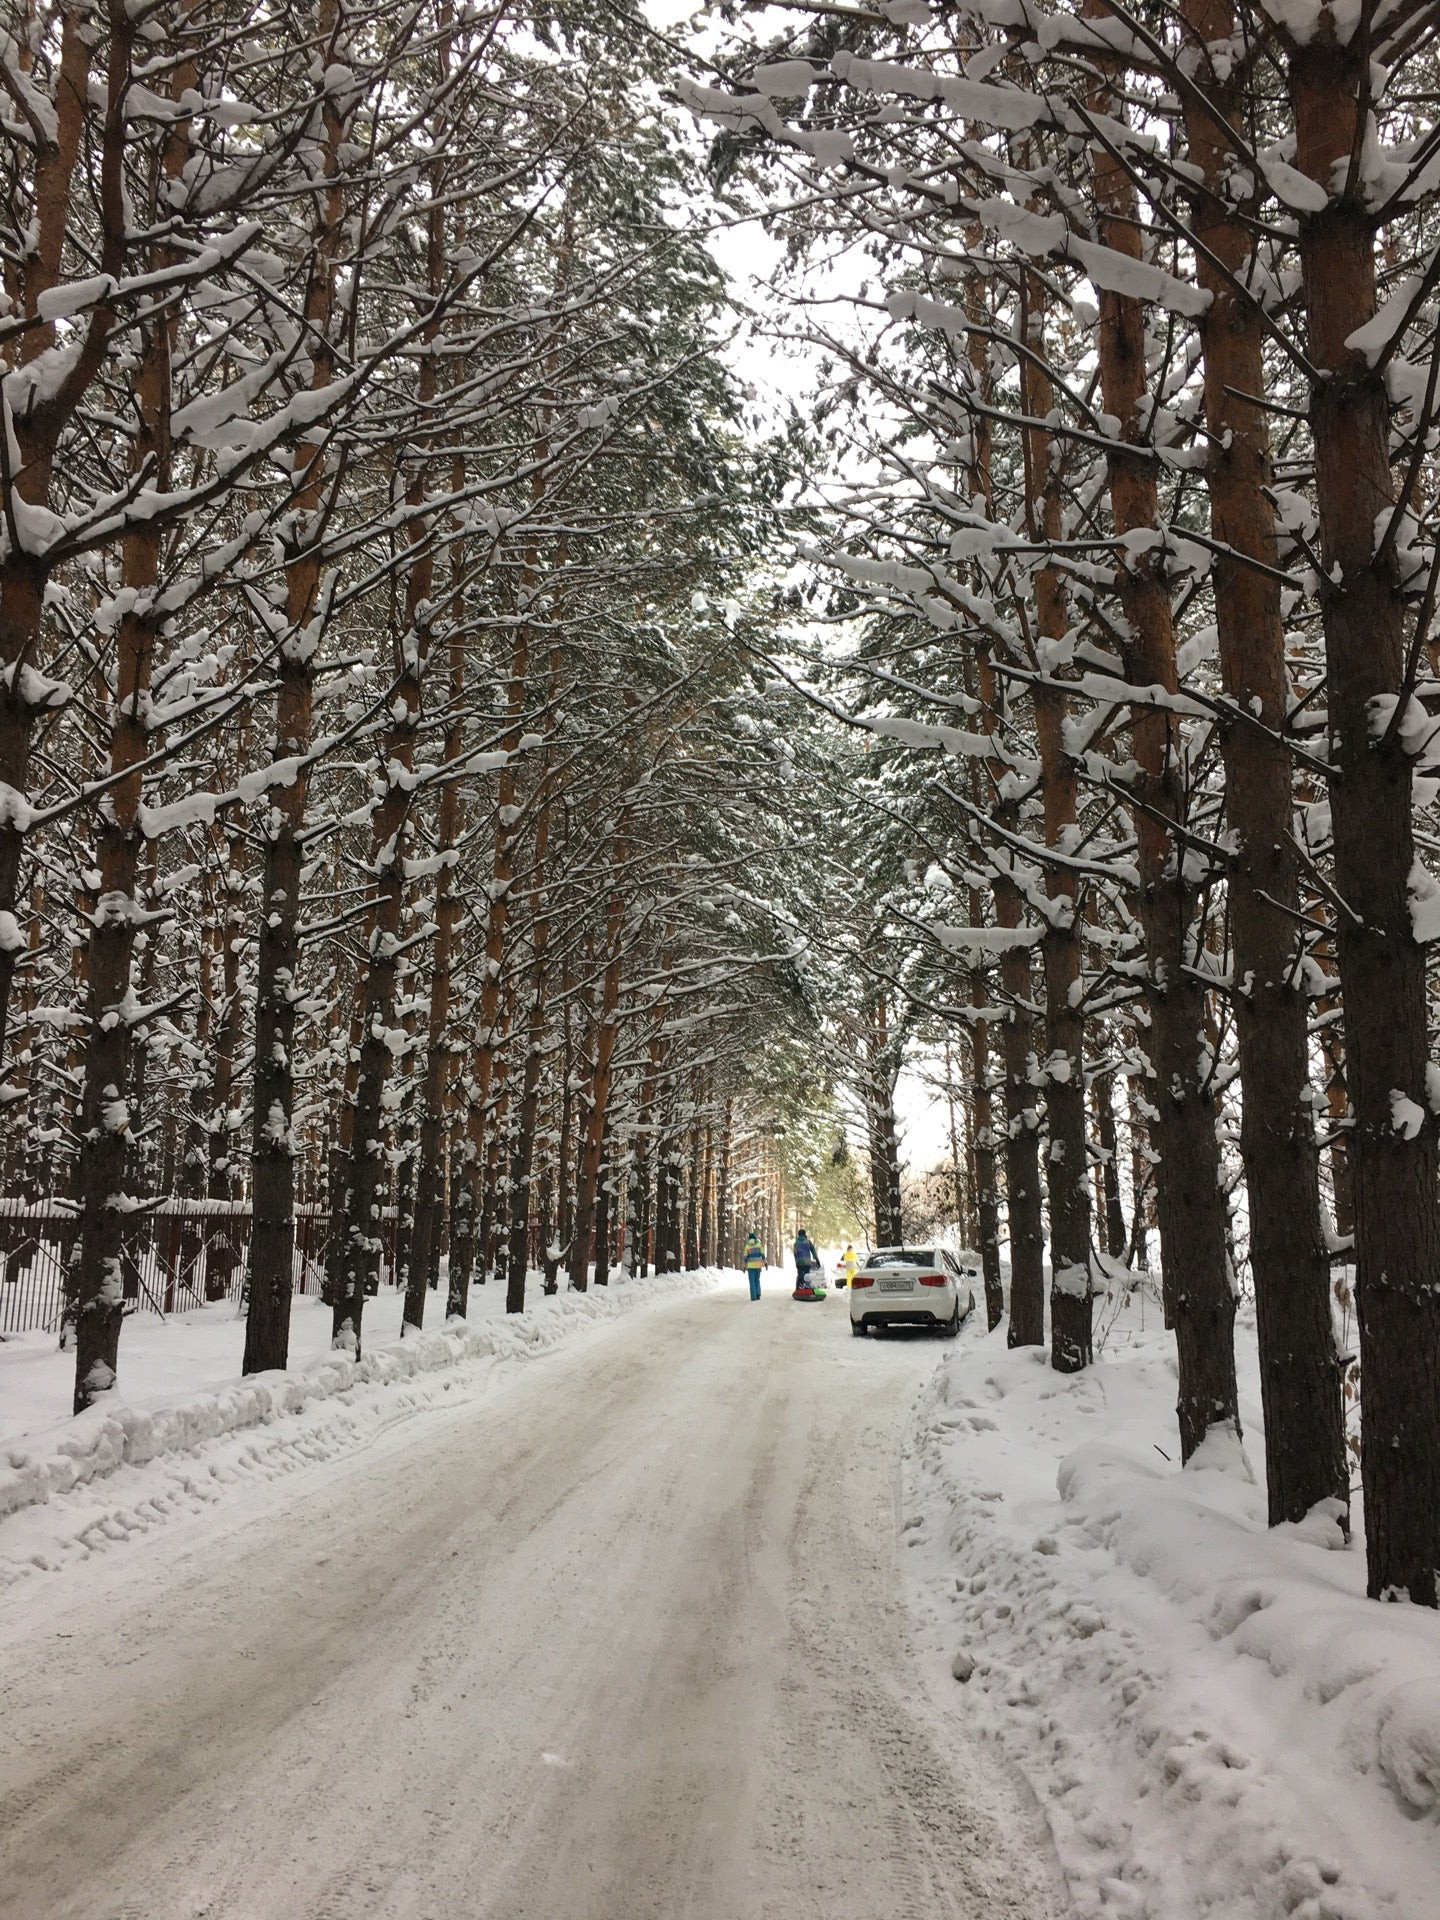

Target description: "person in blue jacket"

left=792, top=1228, right=819, bottom=1286
left=743, top=1231, right=765, bottom=1301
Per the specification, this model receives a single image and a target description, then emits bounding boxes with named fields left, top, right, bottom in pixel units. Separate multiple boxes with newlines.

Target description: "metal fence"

left=0, top=1200, right=339, bottom=1336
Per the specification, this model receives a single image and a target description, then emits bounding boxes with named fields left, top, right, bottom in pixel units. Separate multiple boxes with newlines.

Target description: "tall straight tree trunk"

left=1087, top=38, right=1239, bottom=1460
left=1093, top=1068, right=1128, bottom=1261
left=691, top=1113, right=706, bottom=1274
left=244, top=0, right=348, bottom=1374
left=1124, top=1074, right=1154, bottom=1274
left=592, top=1140, right=611, bottom=1288
left=451, top=640, right=531, bottom=1313
left=322, top=998, right=364, bottom=1309
left=479, top=1040, right=516, bottom=1288
left=330, top=88, right=450, bottom=1353
left=699, top=1120, right=715, bottom=1267
left=865, top=992, right=904, bottom=1243
left=542, top=984, right=576, bottom=1297
left=568, top=866, right=626, bottom=1295
left=1289, top=26, right=1440, bottom=1600
left=967, top=935, right=1004, bottom=1329
left=407, top=474, right=471, bottom=1325
left=0, top=4, right=91, bottom=1082
left=958, top=314, right=1044, bottom=1341
left=660, top=1158, right=675, bottom=1273
left=202, top=797, right=247, bottom=1301
left=973, top=673, right=1044, bottom=1346
left=715, top=1103, right=732, bottom=1270
left=1019, top=269, right=1094, bottom=1371
left=389, top=946, right=421, bottom=1299
left=72, top=495, right=160, bottom=1410
left=505, top=974, right=548, bottom=1312
left=637, top=1153, right=654, bottom=1277
left=1183, top=0, right=1347, bottom=1526
left=1317, top=996, right=1356, bottom=1242
left=627, top=1027, right=665, bottom=1278
left=657, top=1118, right=682, bottom=1272
left=71, top=25, right=183, bottom=1411
left=989, top=837, right=1045, bottom=1349
left=405, top=746, right=462, bottom=1325
left=179, top=875, right=217, bottom=1283
left=538, top=1151, right=558, bottom=1294
left=943, top=1032, right=971, bottom=1245
left=332, top=632, right=429, bottom=1353
left=505, top=805, right=555, bottom=1313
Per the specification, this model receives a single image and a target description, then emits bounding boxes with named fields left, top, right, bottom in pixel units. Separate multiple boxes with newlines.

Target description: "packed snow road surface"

left=0, top=1276, right=1064, bottom=1920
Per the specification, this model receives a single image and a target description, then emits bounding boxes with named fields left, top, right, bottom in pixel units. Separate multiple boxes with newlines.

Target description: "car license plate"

left=879, top=1278, right=912, bottom=1292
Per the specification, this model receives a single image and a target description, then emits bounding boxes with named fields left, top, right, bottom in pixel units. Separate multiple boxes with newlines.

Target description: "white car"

left=849, top=1245, right=977, bottom=1338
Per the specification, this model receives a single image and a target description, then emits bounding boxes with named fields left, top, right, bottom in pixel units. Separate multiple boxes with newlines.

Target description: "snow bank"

left=0, top=1269, right=721, bottom=1584
left=904, top=1306, right=1440, bottom=1920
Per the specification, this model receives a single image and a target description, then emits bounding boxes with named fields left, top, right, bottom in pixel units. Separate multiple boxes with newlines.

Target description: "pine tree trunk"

left=1019, top=273, right=1094, bottom=1370
left=995, top=928, right=1045, bottom=1349
left=1290, top=28, right=1440, bottom=1599
left=1183, top=0, right=1347, bottom=1525
left=987, top=799, right=1045, bottom=1348
left=657, top=1126, right=682, bottom=1272
left=1093, top=1069, right=1128, bottom=1260
left=179, top=879, right=215, bottom=1283
left=650, top=1142, right=669, bottom=1273
left=715, top=1104, right=732, bottom=1270
left=244, top=0, right=348, bottom=1373
left=0, top=5, right=88, bottom=1084
left=866, top=993, right=904, bottom=1243
left=73, top=596, right=154, bottom=1411
left=407, top=516, right=470, bottom=1324
left=204, top=804, right=246, bottom=1303
left=539, top=1146, right=560, bottom=1295
left=72, top=58, right=174, bottom=1408
left=1087, top=36, right=1239, bottom=1458
left=568, top=874, right=626, bottom=1294
left=683, top=1116, right=701, bottom=1270
left=242, top=711, right=308, bottom=1370
left=635, top=1149, right=653, bottom=1278
left=544, top=1005, right=575, bottom=1295
left=505, top=820, right=555, bottom=1314
left=1316, top=995, right=1355, bottom=1242
left=389, top=955, right=420, bottom=1300
left=330, top=120, right=449, bottom=1351
left=592, top=1149, right=611, bottom=1288
left=699, top=1121, right=715, bottom=1267
left=333, top=674, right=424, bottom=1353
left=968, top=952, right=1005, bottom=1329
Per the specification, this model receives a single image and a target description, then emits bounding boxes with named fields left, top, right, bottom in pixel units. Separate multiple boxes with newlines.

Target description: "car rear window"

left=864, top=1248, right=936, bottom=1269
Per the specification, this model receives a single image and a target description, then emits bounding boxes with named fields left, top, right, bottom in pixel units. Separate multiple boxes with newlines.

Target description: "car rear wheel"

left=938, top=1304, right=960, bottom=1339
left=851, top=1319, right=866, bottom=1337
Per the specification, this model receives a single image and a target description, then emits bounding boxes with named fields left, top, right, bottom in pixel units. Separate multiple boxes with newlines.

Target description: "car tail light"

left=918, top=1273, right=946, bottom=1287
left=852, top=1274, right=875, bottom=1289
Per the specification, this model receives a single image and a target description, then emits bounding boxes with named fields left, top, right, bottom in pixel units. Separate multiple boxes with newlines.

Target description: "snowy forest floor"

left=1, top=1277, right=1437, bottom=1919
left=906, top=1295, right=1440, bottom=1920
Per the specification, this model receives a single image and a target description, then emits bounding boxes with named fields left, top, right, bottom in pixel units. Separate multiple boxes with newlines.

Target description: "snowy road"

left=0, top=1279, right=1066, bottom=1920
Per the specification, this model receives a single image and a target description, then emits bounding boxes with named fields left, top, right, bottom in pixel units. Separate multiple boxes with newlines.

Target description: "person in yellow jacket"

left=837, top=1244, right=859, bottom=1289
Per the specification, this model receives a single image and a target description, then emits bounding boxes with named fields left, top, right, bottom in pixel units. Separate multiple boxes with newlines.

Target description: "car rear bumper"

left=852, top=1306, right=951, bottom=1326
left=850, top=1282, right=957, bottom=1325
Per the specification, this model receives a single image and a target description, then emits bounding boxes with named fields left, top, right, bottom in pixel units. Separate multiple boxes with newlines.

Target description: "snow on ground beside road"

left=902, top=1293, right=1440, bottom=1920
left=0, top=1266, right=723, bottom=1588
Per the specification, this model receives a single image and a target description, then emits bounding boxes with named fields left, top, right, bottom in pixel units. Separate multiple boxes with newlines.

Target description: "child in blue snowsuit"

left=743, top=1232, right=765, bottom=1300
